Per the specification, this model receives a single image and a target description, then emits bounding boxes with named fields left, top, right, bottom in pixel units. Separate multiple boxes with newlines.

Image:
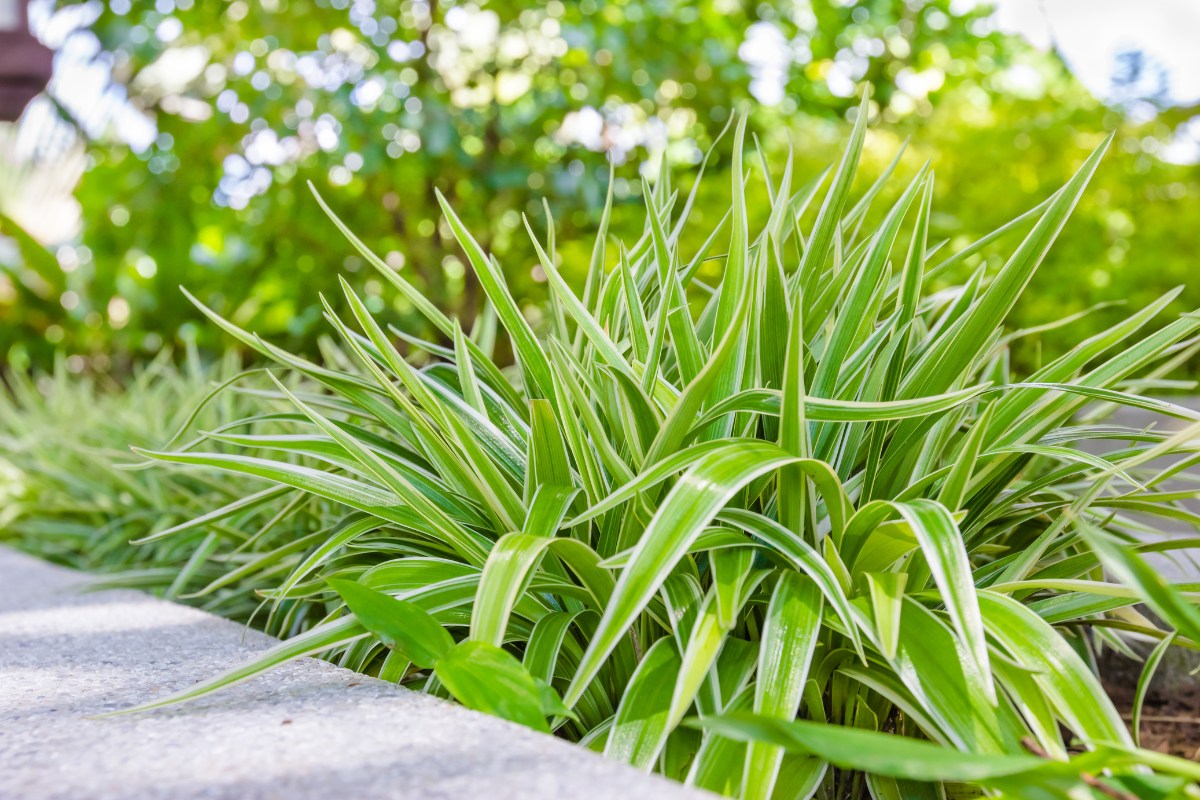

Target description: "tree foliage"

left=1, top=0, right=1197, bottom=373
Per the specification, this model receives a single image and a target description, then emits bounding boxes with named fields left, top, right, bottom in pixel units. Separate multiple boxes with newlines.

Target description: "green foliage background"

left=1, top=0, right=1198, bottom=373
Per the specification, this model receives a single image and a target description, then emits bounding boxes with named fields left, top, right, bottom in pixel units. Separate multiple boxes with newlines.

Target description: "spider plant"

left=123, top=99, right=1200, bottom=798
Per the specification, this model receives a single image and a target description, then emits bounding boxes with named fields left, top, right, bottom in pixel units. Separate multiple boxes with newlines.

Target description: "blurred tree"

left=1, top=0, right=1197, bottom=374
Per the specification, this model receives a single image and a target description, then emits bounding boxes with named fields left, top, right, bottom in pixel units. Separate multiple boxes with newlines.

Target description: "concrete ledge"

left=0, top=547, right=705, bottom=800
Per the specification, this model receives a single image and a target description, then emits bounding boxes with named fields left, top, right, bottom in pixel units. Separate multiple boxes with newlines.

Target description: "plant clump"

left=108, top=99, right=1200, bottom=797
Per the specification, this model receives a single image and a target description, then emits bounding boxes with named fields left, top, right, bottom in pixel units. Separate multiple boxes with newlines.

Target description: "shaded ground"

left=1102, top=647, right=1200, bottom=760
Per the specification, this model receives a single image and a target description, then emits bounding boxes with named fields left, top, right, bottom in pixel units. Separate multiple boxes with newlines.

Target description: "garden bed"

left=1104, top=651, right=1200, bottom=761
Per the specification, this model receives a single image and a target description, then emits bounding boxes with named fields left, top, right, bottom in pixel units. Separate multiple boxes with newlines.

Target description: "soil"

left=1102, top=658, right=1200, bottom=760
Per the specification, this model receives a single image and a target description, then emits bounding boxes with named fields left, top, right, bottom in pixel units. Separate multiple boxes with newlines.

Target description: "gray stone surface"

left=0, top=547, right=706, bottom=800
left=1077, top=402, right=1200, bottom=687
left=1092, top=401, right=1200, bottom=581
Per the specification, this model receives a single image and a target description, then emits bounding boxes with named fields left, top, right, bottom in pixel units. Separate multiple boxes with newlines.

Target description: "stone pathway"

left=0, top=547, right=704, bottom=800
left=1092, top=402, right=1200, bottom=581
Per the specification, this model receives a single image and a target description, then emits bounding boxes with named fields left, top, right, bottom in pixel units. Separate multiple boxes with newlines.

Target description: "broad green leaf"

left=891, top=498, right=993, bottom=701
left=436, top=640, right=549, bottom=732
left=743, top=573, right=823, bottom=800
left=937, top=404, right=992, bottom=511
left=865, top=571, right=906, bottom=660
left=470, top=487, right=579, bottom=645
left=778, top=283, right=810, bottom=536
left=604, top=637, right=682, bottom=769
left=563, top=441, right=801, bottom=708
left=690, top=715, right=1045, bottom=783
left=691, top=383, right=990, bottom=428
left=977, top=590, right=1131, bottom=747
left=328, top=578, right=453, bottom=669
left=669, top=557, right=764, bottom=729
left=525, top=398, right=573, bottom=500
left=717, top=508, right=863, bottom=658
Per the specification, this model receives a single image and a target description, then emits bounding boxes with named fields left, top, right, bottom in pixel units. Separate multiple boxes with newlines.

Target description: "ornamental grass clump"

left=128, top=98, right=1200, bottom=797
left=0, top=352, right=331, bottom=624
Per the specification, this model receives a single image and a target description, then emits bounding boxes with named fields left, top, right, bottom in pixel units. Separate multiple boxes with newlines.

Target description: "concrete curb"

left=0, top=547, right=707, bottom=800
